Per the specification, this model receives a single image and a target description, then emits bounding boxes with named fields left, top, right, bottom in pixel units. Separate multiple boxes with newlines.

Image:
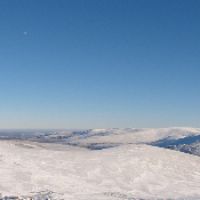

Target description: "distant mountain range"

left=1, top=127, right=200, bottom=156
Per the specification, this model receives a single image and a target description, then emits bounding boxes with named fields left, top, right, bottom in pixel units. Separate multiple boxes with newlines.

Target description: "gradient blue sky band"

left=0, top=0, right=200, bottom=128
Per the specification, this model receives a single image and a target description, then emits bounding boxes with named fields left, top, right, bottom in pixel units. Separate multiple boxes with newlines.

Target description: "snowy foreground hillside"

left=0, top=128, right=200, bottom=200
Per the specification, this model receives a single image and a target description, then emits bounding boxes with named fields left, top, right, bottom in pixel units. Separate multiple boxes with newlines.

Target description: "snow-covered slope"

left=1, top=140, right=200, bottom=199
left=1, top=128, right=200, bottom=199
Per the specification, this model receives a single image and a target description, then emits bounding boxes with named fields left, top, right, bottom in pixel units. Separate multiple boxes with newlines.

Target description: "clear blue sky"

left=0, top=0, right=200, bottom=129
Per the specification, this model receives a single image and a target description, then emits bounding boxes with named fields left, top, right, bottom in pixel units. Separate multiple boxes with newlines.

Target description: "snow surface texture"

left=0, top=128, right=200, bottom=199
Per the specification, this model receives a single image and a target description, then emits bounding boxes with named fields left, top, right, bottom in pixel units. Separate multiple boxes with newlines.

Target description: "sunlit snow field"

left=0, top=128, right=200, bottom=200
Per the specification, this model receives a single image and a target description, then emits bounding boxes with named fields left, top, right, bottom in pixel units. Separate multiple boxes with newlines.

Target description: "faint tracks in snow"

left=0, top=191, right=63, bottom=200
